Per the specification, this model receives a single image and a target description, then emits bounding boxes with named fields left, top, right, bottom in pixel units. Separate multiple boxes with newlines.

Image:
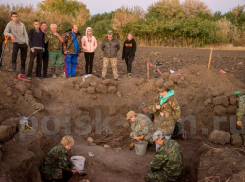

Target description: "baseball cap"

left=126, top=111, right=136, bottom=120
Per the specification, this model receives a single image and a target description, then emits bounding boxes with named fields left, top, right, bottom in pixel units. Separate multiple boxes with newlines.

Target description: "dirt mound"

left=0, top=44, right=245, bottom=181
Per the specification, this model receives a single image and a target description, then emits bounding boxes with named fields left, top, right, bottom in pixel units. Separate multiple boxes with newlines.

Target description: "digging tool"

left=0, top=35, right=9, bottom=68
left=19, top=109, right=42, bottom=133
left=17, top=74, right=31, bottom=82
left=147, top=61, right=163, bottom=75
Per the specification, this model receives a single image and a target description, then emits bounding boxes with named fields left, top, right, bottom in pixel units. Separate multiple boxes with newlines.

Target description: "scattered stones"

left=15, top=83, right=27, bottom=94
left=87, top=87, right=95, bottom=94
left=24, top=94, right=35, bottom=102
left=96, top=84, right=107, bottom=94
left=87, top=137, right=94, bottom=143
left=231, top=135, right=243, bottom=147
left=90, top=82, right=98, bottom=87
left=212, top=96, right=229, bottom=107
left=108, top=86, right=117, bottom=94
left=227, top=105, right=237, bottom=114
left=25, top=90, right=32, bottom=95
left=80, top=82, right=89, bottom=88
left=163, top=80, right=175, bottom=90
left=74, top=84, right=80, bottom=91
left=116, top=91, right=122, bottom=98
left=80, top=88, right=87, bottom=93
left=204, top=99, right=212, bottom=106
left=108, top=106, right=118, bottom=116
left=211, top=90, right=224, bottom=97
left=104, top=144, right=110, bottom=148
left=0, top=125, right=15, bottom=142
left=102, top=79, right=117, bottom=86
left=91, top=95, right=97, bottom=100
left=214, top=105, right=227, bottom=115
left=155, top=78, right=164, bottom=86
left=161, top=72, right=170, bottom=80
left=169, top=74, right=180, bottom=83
left=6, top=87, right=13, bottom=96
left=209, top=130, right=230, bottom=145
left=229, top=98, right=237, bottom=105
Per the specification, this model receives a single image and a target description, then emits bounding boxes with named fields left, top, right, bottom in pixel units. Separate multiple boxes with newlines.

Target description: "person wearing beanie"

left=126, top=110, right=153, bottom=150
left=122, top=33, right=136, bottom=77
left=82, top=27, right=97, bottom=75
left=145, top=130, right=185, bottom=182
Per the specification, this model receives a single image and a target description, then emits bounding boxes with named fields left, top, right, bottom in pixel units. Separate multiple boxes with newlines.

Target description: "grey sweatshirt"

left=4, top=20, right=28, bottom=45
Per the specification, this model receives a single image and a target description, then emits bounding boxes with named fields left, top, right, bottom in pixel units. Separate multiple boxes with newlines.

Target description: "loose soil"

left=0, top=42, right=245, bottom=182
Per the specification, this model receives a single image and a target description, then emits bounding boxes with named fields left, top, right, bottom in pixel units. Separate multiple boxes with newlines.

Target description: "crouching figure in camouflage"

left=236, top=91, right=245, bottom=137
left=41, top=135, right=81, bottom=182
left=145, top=130, right=185, bottom=182
left=127, top=111, right=153, bottom=149
left=149, top=84, right=185, bottom=140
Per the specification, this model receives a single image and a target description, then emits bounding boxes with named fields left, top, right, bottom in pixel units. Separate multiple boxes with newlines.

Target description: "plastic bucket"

left=70, top=156, right=85, bottom=171
left=134, top=141, right=148, bottom=156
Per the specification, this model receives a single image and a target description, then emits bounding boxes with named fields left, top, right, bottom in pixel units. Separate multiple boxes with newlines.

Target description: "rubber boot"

left=59, top=67, right=67, bottom=79
left=51, top=68, right=57, bottom=79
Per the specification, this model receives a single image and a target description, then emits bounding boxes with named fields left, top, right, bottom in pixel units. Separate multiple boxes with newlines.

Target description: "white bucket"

left=134, top=141, right=148, bottom=156
left=70, top=156, right=85, bottom=171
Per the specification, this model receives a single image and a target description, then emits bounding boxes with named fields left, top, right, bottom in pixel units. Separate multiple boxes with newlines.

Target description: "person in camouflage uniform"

left=145, top=130, right=185, bottom=182
left=127, top=111, right=153, bottom=149
left=45, top=24, right=65, bottom=79
left=62, top=25, right=82, bottom=78
left=149, top=84, right=182, bottom=139
left=139, top=103, right=155, bottom=122
left=236, top=91, right=245, bottom=135
left=0, top=18, right=6, bottom=68
left=41, top=135, right=81, bottom=182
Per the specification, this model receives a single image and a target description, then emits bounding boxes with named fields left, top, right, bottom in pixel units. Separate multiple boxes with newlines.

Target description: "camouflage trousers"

left=130, top=132, right=152, bottom=142
left=145, top=171, right=175, bottom=182
left=102, top=57, right=119, bottom=79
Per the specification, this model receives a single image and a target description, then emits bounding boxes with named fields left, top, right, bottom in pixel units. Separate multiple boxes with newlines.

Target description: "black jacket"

left=101, top=36, right=120, bottom=58
left=122, top=39, right=136, bottom=59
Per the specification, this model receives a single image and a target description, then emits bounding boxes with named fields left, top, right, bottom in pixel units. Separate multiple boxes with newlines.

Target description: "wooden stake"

left=147, top=60, right=149, bottom=81
left=208, top=48, right=213, bottom=69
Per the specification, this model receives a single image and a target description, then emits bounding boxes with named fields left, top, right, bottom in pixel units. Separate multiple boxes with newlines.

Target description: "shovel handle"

left=4, top=35, right=8, bottom=44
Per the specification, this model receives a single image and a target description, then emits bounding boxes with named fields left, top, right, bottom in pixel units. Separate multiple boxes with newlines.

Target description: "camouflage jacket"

left=41, top=144, right=74, bottom=180
left=151, top=115, right=175, bottom=136
left=144, top=110, right=155, bottom=122
left=62, top=30, right=82, bottom=54
left=151, top=139, right=184, bottom=181
left=130, top=113, right=153, bottom=139
left=237, top=95, right=245, bottom=121
left=149, top=95, right=181, bottom=123
left=45, top=31, right=62, bottom=51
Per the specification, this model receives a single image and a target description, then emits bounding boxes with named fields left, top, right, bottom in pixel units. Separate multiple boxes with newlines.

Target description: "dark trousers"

left=41, top=169, right=73, bottom=182
left=12, top=43, right=28, bottom=72
left=125, top=56, right=135, bottom=73
left=0, top=39, right=3, bottom=67
left=84, top=52, right=94, bottom=74
left=28, top=49, right=43, bottom=77
left=42, top=48, right=49, bottom=78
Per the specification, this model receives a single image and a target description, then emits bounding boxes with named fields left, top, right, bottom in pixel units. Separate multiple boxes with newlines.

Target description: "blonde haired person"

left=41, top=135, right=82, bottom=182
left=81, top=27, right=97, bottom=74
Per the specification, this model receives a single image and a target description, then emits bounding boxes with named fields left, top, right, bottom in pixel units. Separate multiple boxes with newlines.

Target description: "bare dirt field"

left=0, top=42, right=245, bottom=182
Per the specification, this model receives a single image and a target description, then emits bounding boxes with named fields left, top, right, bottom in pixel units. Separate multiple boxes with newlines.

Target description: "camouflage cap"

left=152, top=130, right=165, bottom=141
left=126, top=111, right=136, bottom=120
left=107, top=30, right=113, bottom=34
left=139, top=103, right=147, bottom=110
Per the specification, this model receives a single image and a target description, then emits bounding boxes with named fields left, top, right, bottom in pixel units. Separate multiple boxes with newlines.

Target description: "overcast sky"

left=1, top=0, right=244, bottom=15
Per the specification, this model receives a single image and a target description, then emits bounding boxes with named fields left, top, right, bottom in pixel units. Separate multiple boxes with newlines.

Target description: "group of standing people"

left=2, top=12, right=137, bottom=81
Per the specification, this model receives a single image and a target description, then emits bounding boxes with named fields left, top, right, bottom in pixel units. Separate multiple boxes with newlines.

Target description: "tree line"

left=0, top=0, right=245, bottom=47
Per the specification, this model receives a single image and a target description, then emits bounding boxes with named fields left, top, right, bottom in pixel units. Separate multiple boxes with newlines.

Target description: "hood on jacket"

left=85, top=27, right=93, bottom=37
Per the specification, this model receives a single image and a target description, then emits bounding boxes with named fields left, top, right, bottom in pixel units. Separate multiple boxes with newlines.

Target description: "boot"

left=51, top=68, right=57, bottom=79
left=59, top=67, right=67, bottom=79
left=8, top=62, right=16, bottom=72
left=20, top=68, right=26, bottom=77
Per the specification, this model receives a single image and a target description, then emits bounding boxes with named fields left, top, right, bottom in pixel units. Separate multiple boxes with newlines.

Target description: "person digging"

left=126, top=110, right=153, bottom=150
left=235, top=91, right=245, bottom=142
left=145, top=130, right=185, bottom=182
